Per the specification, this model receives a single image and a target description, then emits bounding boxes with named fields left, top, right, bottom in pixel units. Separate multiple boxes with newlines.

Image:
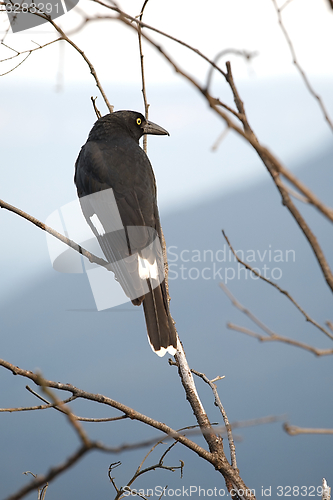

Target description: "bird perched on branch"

left=74, top=110, right=177, bottom=357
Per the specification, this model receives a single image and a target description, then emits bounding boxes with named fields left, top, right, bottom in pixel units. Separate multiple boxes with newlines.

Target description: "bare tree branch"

left=45, top=13, right=113, bottom=113
left=91, top=96, right=102, bottom=119
left=206, top=48, right=257, bottom=92
left=284, top=423, right=333, bottom=436
left=0, top=5, right=114, bottom=113
left=211, top=126, right=230, bottom=151
left=0, top=39, right=60, bottom=76
left=6, top=384, right=127, bottom=422
left=227, top=323, right=333, bottom=357
left=6, top=444, right=91, bottom=500
left=0, top=198, right=109, bottom=268
left=22, top=472, right=48, bottom=500
left=220, top=281, right=333, bottom=356
left=137, top=0, right=150, bottom=154
left=0, top=391, right=76, bottom=413
left=221, top=231, right=333, bottom=341
left=327, top=321, right=333, bottom=333
left=0, top=358, right=256, bottom=499
left=280, top=0, right=294, bottom=10
left=190, top=368, right=237, bottom=470
left=272, top=0, right=333, bottom=133
left=113, top=439, right=182, bottom=500
left=36, top=373, right=91, bottom=447
left=277, top=166, right=333, bottom=223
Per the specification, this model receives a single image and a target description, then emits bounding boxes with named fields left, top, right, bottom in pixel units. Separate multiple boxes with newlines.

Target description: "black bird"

left=74, top=110, right=177, bottom=357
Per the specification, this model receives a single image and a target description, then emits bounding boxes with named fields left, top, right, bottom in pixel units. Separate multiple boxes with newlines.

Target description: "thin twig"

left=173, top=340, right=226, bottom=467
left=206, top=48, right=257, bottom=92
left=36, top=373, right=91, bottom=447
left=47, top=14, right=113, bottom=113
left=327, top=321, right=333, bottom=333
left=27, top=385, right=127, bottom=421
left=227, top=323, right=333, bottom=357
left=138, top=0, right=150, bottom=153
left=113, top=433, right=181, bottom=499
left=284, top=423, right=333, bottom=435
left=191, top=368, right=237, bottom=470
left=272, top=0, right=333, bottom=133
left=0, top=52, right=31, bottom=76
left=211, top=126, right=230, bottom=151
left=0, top=198, right=109, bottom=269
left=22, top=472, right=48, bottom=500
left=220, top=284, right=282, bottom=338
left=284, top=184, right=310, bottom=204
left=230, top=415, right=285, bottom=430
left=278, top=166, right=333, bottom=223
left=108, top=461, right=122, bottom=495
left=4, top=7, right=113, bottom=113
left=91, top=96, right=102, bottom=119
left=0, top=386, right=128, bottom=422
left=222, top=231, right=333, bottom=341
left=7, top=445, right=92, bottom=500
left=280, top=0, right=294, bottom=10
left=0, top=391, right=75, bottom=413
left=0, top=39, right=60, bottom=76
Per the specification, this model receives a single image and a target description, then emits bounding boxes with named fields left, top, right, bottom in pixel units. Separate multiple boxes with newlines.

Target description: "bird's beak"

left=143, top=120, right=169, bottom=136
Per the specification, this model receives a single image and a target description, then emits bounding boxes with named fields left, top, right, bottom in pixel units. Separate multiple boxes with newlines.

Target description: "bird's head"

left=105, top=110, right=169, bottom=142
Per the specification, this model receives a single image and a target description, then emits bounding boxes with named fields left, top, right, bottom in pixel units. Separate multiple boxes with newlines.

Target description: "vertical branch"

left=138, top=0, right=150, bottom=153
left=272, top=0, right=333, bottom=133
left=135, top=5, right=226, bottom=473
left=191, top=369, right=237, bottom=470
left=137, top=1, right=172, bottom=302
left=174, top=341, right=226, bottom=463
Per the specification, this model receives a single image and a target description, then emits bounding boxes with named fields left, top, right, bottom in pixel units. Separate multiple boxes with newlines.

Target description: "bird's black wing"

left=75, top=139, right=163, bottom=301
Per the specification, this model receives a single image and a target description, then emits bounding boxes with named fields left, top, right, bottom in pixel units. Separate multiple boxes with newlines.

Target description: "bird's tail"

left=142, top=280, right=177, bottom=357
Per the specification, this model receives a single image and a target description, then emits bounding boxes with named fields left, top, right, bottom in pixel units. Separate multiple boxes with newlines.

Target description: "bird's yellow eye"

left=136, top=118, right=142, bottom=125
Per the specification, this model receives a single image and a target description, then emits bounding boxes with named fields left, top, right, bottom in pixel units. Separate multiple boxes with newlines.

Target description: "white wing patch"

left=90, top=214, right=106, bottom=236
left=138, top=256, right=159, bottom=280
